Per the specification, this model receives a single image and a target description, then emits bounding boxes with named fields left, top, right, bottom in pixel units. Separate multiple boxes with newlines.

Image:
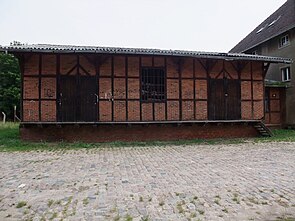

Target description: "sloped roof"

left=0, top=44, right=291, bottom=64
left=230, top=0, right=295, bottom=53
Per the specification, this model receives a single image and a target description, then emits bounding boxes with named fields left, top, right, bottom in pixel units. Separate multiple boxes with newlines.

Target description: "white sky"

left=0, top=0, right=286, bottom=52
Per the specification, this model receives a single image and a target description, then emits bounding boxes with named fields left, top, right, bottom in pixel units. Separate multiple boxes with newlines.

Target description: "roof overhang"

left=0, top=44, right=292, bottom=64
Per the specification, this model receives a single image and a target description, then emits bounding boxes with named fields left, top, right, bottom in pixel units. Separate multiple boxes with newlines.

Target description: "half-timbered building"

left=0, top=44, right=291, bottom=141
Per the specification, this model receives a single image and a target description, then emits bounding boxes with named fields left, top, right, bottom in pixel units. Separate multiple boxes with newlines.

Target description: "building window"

left=141, top=68, right=165, bottom=102
left=279, top=34, right=290, bottom=48
left=281, top=67, right=291, bottom=82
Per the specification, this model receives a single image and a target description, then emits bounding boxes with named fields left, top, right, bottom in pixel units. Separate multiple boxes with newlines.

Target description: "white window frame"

left=279, top=34, right=290, bottom=48
left=281, top=67, right=291, bottom=82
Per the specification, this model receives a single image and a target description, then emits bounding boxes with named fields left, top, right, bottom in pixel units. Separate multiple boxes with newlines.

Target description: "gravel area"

left=0, top=142, right=294, bottom=221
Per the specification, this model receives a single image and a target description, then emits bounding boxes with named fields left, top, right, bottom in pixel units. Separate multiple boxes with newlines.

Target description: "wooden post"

left=14, top=106, right=17, bottom=122
left=2, top=112, right=6, bottom=124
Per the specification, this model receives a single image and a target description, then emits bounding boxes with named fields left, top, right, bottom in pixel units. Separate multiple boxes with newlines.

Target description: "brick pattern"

left=142, top=103, right=153, bottom=121
left=195, top=80, right=207, bottom=100
left=41, top=101, right=56, bottom=121
left=114, top=79, right=126, bottom=99
left=114, top=101, right=126, bottom=121
left=128, top=79, right=140, bottom=99
left=167, top=57, right=179, bottom=78
left=182, top=58, right=193, bottom=78
left=99, top=78, right=112, bottom=99
left=141, top=56, right=152, bottom=67
left=128, top=101, right=140, bottom=121
left=253, top=81, right=264, bottom=100
left=154, top=103, right=165, bottom=121
left=41, top=78, right=56, bottom=99
left=100, top=57, right=112, bottom=76
left=252, top=62, right=263, bottom=80
left=253, top=101, right=264, bottom=119
left=23, top=101, right=39, bottom=121
left=241, top=101, right=252, bottom=120
left=195, top=59, right=207, bottom=78
left=99, top=101, right=112, bottom=121
left=182, top=101, right=194, bottom=120
left=127, top=57, right=139, bottom=77
left=241, top=62, right=251, bottom=80
left=24, top=77, right=39, bottom=99
left=241, top=81, right=252, bottom=100
left=42, top=55, right=56, bottom=75
left=24, top=54, right=39, bottom=75
left=182, top=80, right=194, bottom=99
left=167, top=101, right=179, bottom=120
left=196, top=101, right=207, bottom=120
left=167, top=79, right=179, bottom=99
left=114, top=56, right=125, bottom=77
left=20, top=123, right=260, bottom=142
left=21, top=54, right=266, bottom=124
left=154, top=56, right=165, bottom=67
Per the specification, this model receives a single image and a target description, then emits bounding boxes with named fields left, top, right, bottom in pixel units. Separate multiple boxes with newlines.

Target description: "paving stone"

left=0, top=142, right=294, bottom=220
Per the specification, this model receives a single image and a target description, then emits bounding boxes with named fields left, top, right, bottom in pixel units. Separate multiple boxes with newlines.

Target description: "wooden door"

left=209, top=78, right=241, bottom=120
left=59, top=76, right=77, bottom=122
left=79, top=76, right=97, bottom=122
left=58, top=76, right=97, bottom=122
left=226, top=80, right=241, bottom=120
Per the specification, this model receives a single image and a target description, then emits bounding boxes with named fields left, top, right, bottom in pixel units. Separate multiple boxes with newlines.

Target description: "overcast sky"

left=0, top=0, right=286, bottom=52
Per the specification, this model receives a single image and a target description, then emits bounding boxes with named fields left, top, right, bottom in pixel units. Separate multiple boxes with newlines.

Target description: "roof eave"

left=0, top=46, right=292, bottom=64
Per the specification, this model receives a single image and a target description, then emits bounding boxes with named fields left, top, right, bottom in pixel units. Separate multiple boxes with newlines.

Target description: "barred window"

left=141, top=68, right=165, bottom=102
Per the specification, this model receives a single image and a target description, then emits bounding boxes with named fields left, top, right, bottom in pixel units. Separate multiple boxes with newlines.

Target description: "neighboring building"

left=230, top=0, right=295, bottom=127
left=0, top=44, right=290, bottom=141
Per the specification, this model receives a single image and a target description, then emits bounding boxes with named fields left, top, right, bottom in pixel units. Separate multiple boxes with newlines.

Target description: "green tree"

left=0, top=52, right=20, bottom=120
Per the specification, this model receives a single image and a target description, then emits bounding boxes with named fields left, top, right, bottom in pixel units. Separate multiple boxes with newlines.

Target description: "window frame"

left=281, top=66, right=291, bottom=82
left=279, top=34, right=290, bottom=48
left=140, top=67, right=166, bottom=103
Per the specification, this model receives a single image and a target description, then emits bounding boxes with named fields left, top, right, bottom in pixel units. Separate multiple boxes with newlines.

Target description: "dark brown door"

left=209, top=78, right=241, bottom=120
left=80, top=76, right=97, bottom=122
left=59, top=76, right=77, bottom=122
left=59, top=76, right=97, bottom=122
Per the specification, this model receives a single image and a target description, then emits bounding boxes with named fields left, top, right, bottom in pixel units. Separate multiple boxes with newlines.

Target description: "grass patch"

left=47, top=199, right=54, bottom=207
left=1, top=123, right=295, bottom=151
left=16, top=201, right=27, bottom=208
left=254, top=129, right=295, bottom=142
left=276, top=217, right=295, bottom=221
left=83, top=198, right=89, bottom=206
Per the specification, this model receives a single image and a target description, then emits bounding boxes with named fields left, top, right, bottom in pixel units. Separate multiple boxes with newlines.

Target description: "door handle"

left=94, top=93, right=99, bottom=103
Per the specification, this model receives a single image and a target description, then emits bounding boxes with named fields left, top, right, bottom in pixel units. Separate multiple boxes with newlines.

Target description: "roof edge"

left=0, top=44, right=292, bottom=64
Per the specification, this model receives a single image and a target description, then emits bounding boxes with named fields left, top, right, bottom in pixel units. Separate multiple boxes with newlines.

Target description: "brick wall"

left=23, top=54, right=56, bottom=122
left=20, top=123, right=259, bottom=142
left=240, top=62, right=264, bottom=120
left=21, top=53, right=265, bottom=123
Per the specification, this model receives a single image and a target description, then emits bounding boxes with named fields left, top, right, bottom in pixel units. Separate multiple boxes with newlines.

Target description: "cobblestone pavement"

left=0, top=142, right=295, bottom=221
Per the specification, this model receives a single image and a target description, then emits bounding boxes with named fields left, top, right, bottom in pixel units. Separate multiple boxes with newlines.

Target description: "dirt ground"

left=0, top=142, right=294, bottom=221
